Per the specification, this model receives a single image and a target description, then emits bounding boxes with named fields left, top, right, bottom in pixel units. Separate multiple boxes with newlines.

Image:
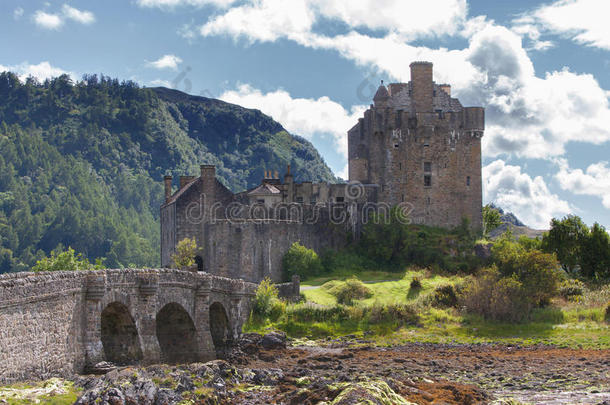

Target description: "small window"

left=433, top=90, right=437, bottom=97
left=401, top=194, right=405, bottom=202
left=394, top=143, right=399, bottom=148
left=423, top=138, right=430, bottom=147
left=436, top=109, right=443, bottom=119
left=257, top=199, right=265, bottom=204
left=399, top=162, right=402, bottom=170
left=424, top=175, right=432, bottom=187
left=424, top=162, right=432, bottom=172
left=427, top=197, right=431, bottom=205
left=296, top=196, right=304, bottom=203
left=466, top=176, right=471, bottom=186
left=310, top=197, right=316, bottom=204
left=336, top=196, right=345, bottom=203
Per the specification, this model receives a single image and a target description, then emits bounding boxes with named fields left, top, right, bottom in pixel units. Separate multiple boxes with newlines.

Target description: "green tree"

left=171, top=237, right=197, bottom=270
left=580, top=223, right=610, bottom=279
left=282, top=242, right=323, bottom=281
left=482, top=204, right=502, bottom=237
left=32, top=247, right=103, bottom=272
left=542, top=215, right=589, bottom=274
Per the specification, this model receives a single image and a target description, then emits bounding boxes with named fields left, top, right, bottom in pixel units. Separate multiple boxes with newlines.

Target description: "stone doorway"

left=156, top=303, right=197, bottom=364
left=209, top=302, right=230, bottom=358
left=100, top=302, right=143, bottom=365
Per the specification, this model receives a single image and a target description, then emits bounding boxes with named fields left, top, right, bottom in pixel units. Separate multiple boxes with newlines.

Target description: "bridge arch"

left=156, top=302, right=197, bottom=364
left=209, top=302, right=230, bottom=358
left=100, top=302, right=143, bottom=365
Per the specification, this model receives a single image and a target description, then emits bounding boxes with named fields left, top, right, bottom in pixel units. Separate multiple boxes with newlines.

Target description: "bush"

left=363, top=303, right=419, bottom=325
left=559, top=279, right=585, bottom=300
left=253, top=278, right=280, bottom=318
left=325, top=277, right=372, bottom=305
left=460, top=268, right=532, bottom=322
left=410, top=276, right=422, bottom=290
left=282, top=242, right=323, bottom=281
left=605, top=303, right=610, bottom=323
left=171, top=237, right=197, bottom=269
left=430, top=284, right=459, bottom=308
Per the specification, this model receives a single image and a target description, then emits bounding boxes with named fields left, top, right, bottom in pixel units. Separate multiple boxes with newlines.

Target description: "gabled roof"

left=248, top=183, right=281, bottom=195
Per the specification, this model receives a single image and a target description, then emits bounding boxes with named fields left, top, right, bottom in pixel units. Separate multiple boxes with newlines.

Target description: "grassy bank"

left=246, top=269, right=610, bottom=349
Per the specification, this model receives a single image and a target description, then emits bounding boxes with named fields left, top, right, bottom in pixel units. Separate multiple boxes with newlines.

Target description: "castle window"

left=402, top=194, right=405, bottom=202
left=427, top=197, right=431, bottom=205
left=433, top=90, right=437, bottom=97
left=424, top=175, right=432, bottom=187
left=296, top=196, right=304, bottom=203
left=394, top=143, right=399, bottom=148
left=436, top=109, right=444, bottom=119
left=466, top=176, right=471, bottom=186
left=310, top=196, right=316, bottom=204
left=424, top=138, right=430, bottom=147
left=399, top=162, right=402, bottom=170
left=257, top=199, right=264, bottom=204
left=336, top=196, right=344, bottom=203
left=424, top=162, right=432, bottom=172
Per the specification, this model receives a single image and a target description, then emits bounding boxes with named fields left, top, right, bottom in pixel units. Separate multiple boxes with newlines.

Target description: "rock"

left=87, top=361, right=117, bottom=375
left=261, top=332, right=287, bottom=350
left=154, top=388, right=182, bottom=405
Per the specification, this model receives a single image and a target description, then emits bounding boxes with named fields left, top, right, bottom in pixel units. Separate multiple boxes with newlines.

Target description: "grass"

left=0, top=379, right=82, bottom=405
left=248, top=269, right=610, bottom=349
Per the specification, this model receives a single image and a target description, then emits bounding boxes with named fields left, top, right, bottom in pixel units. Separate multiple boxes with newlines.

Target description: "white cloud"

left=198, top=1, right=610, bottom=162
left=556, top=159, right=610, bottom=209
left=219, top=84, right=366, bottom=158
left=147, top=54, right=183, bottom=70
left=150, top=79, right=173, bottom=87
left=200, top=0, right=468, bottom=42
left=483, top=160, right=570, bottom=229
left=32, top=5, right=95, bottom=29
left=0, top=61, right=74, bottom=82
left=137, top=0, right=237, bottom=8
left=519, top=0, right=610, bottom=51
left=13, top=7, right=24, bottom=20
left=33, top=11, right=63, bottom=30
left=62, top=5, right=95, bottom=25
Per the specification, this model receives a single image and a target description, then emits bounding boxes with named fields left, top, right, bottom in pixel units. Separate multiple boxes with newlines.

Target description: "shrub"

left=32, top=247, right=103, bottom=272
left=605, top=303, right=610, bottom=323
left=559, top=279, right=585, bottom=300
left=410, top=276, right=422, bottom=289
left=430, top=284, right=459, bottom=308
left=326, top=278, right=372, bottom=305
left=172, top=237, right=197, bottom=269
left=364, top=303, right=419, bottom=325
left=253, top=278, right=280, bottom=318
left=282, top=242, right=323, bottom=281
left=460, top=268, right=531, bottom=322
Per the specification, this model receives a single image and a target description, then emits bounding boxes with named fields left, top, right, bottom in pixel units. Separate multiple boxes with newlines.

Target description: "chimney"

left=284, top=164, right=293, bottom=185
left=410, top=61, right=434, bottom=113
left=164, top=175, right=172, bottom=202
left=439, top=84, right=451, bottom=96
left=180, top=175, right=196, bottom=189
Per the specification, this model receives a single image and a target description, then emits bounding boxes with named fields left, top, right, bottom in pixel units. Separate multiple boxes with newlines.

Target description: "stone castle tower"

left=347, top=61, right=484, bottom=229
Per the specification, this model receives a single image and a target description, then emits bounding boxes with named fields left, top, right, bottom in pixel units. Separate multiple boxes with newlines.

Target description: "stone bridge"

left=0, top=269, right=256, bottom=384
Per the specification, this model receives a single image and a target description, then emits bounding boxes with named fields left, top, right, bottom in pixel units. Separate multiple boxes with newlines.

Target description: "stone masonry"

left=0, top=269, right=255, bottom=384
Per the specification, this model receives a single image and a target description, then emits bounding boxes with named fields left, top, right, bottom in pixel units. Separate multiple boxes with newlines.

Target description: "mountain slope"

left=0, top=72, right=336, bottom=272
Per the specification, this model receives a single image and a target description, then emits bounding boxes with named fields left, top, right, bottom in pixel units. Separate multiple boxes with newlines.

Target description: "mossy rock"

left=327, top=380, right=416, bottom=405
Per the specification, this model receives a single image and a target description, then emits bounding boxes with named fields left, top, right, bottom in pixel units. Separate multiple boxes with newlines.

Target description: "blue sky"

left=2, top=0, right=610, bottom=230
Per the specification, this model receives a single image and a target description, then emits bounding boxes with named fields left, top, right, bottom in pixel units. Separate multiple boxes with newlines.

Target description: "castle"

left=161, top=62, right=484, bottom=283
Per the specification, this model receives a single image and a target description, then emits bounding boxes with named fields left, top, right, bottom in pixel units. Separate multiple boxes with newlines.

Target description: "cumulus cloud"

left=483, top=160, right=570, bottom=229
left=147, top=54, right=183, bottom=70
left=33, top=11, right=63, bottom=30
left=32, top=5, right=95, bottom=29
left=137, top=0, right=237, bottom=8
left=0, top=61, right=74, bottom=82
left=62, top=4, right=95, bottom=24
left=219, top=84, right=366, bottom=158
left=200, top=0, right=468, bottom=42
left=516, top=0, right=610, bottom=51
left=556, top=159, right=610, bottom=209
left=196, top=1, right=610, bottom=162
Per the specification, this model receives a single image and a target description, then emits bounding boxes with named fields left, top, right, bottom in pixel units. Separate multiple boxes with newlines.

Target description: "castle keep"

left=161, top=62, right=484, bottom=282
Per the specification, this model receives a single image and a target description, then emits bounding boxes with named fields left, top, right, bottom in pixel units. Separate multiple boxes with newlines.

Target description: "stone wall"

left=0, top=269, right=256, bottom=384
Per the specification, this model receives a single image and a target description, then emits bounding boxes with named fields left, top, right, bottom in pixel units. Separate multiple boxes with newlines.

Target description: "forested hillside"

left=0, top=72, right=336, bottom=273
